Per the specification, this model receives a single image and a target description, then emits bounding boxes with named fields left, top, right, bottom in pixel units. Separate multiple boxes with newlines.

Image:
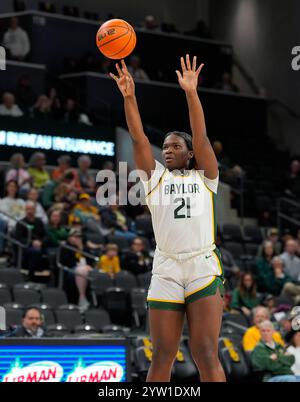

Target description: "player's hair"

left=163, top=131, right=196, bottom=168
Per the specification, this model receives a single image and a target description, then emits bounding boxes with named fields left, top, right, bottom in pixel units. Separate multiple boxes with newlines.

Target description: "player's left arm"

left=176, top=54, right=218, bottom=179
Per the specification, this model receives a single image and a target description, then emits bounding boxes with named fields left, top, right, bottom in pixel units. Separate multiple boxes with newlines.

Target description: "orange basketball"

left=96, top=19, right=136, bottom=60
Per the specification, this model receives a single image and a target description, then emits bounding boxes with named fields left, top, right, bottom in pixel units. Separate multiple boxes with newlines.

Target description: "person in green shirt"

left=45, top=209, right=69, bottom=248
left=28, top=152, right=50, bottom=190
left=251, top=320, right=300, bottom=382
left=230, top=272, right=259, bottom=317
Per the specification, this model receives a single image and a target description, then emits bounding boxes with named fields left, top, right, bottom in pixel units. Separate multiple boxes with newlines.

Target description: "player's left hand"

left=176, top=54, right=204, bottom=93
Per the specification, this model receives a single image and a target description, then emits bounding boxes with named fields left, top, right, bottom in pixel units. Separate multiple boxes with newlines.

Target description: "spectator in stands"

left=141, top=15, right=161, bottom=32
left=69, top=193, right=99, bottom=225
left=48, top=87, right=63, bottom=119
left=128, top=55, right=150, bottom=81
left=285, top=159, right=300, bottom=198
left=184, top=19, right=211, bottom=38
left=10, top=307, right=45, bottom=338
left=0, top=180, right=25, bottom=231
left=251, top=320, right=299, bottom=382
left=215, top=232, right=240, bottom=288
left=257, top=228, right=282, bottom=256
left=230, top=272, right=259, bottom=317
left=101, top=199, right=136, bottom=241
left=0, top=92, right=23, bottom=117
left=6, top=153, right=31, bottom=193
left=161, top=21, right=178, bottom=34
left=256, top=241, right=276, bottom=287
left=98, top=243, right=120, bottom=279
left=77, top=155, right=95, bottom=194
left=2, top=17, right=30, bottom=61
left=42, top=170, right=77, bottom=210
left=15, top=74, right=36, bottom=113
left=26, top=188, right=48, bottom=224
left=257, top=255, right=293, bottom=296
left=45, top=209, right=68, bottom=248
left=62, top=98, right=92, bottom=125
left=263, top=294, right=277, bottom=318
left=60, top=228, right=94, bottom=312
left=121, top=237, right=152, bottom=275
left=280, top=239, right=300, bottom=283
left=31, top=95, right=51, bottom=119
left=28, top=152, right=50, bottom=190
left=15, top=201, right=46, bottom=275
left=52, top=155, right=72, bottom=180
left=242, top=306, right=284, bottom=352
left=286, top=329, right=300, bottom=376
left=215, top=72, right=239, bottom=93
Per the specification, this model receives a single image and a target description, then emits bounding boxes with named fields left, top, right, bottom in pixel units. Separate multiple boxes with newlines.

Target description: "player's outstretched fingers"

left=180, top=57, right=186, bottom=72
left=121, top=59, right=128, bottom=73
left=115, top=63, right=123, bottom=78
left=196, top=63, right=205, bottom=76
left=192, top=56, right=197, bottom=72
left=109, top=72, right=118, bottom=81
left=186, top=54, right=191, bottom=70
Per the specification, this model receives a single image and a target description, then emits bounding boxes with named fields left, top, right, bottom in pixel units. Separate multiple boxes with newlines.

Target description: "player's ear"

left=188, top=150, right=194, bottom=160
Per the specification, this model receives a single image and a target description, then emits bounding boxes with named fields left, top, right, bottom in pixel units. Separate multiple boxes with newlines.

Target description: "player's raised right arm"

left=110, top=60, right=155, bottom=179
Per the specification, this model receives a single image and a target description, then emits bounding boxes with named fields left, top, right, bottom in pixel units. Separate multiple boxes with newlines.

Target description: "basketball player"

left=110, top=55, right=226, bottom=382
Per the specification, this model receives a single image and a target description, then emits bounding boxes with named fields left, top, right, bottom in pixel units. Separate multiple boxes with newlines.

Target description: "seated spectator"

left=121, top=237, right=152, bottom=275
left=263, top=294, right=277, bottom=318
left=30, top=94, right=51, bottom=119
left=215, top=232, right=240, bottom=289
left=215, top=72, right=239, bottom=92
left=280, top=239, right=300, bottom=284
left=52, top=155, right=72, bottom=180
left=77, top=155, right=95, bottom=194
left=98, top=243, right=120, bottom=279
left=128, top=55, right=150, bottom=81
left=251, top=320, right=300, bottom=382
left=15, top=74, right=36, bottom=113
left=256, top=240, right=275, bottom=286
left=15, top=201, right=46, bottom=276
left=0, top=92, right=23, bottom=117
left=42, top=170, right=77, bottom=210
left=26, top=188, right=48, bottom=224
left=141, top=15, right=161, bottom=32
left=2, top=17, right=30, bottom=61
left=259, top=256, right=293, bottom=296
left=45, top=209, right=69, bottom=248
left=69, top=193, right=99, bottom=225
left=62, top=98, right=92, bottom=125
left=60, top=228, right=94, bottom=312
left=257, top=227, right=282, bottom=257
left=242, top=306, right=284, bottom=352
left=101, top=199, right=136, bottom=241
left=28, top=152, right=50, bottom=190
left=230, top=272, right=260, bottom=317
left=286, top=329, right=300, bottom=376
left=6, top=153, right=32, bottom=193
left=0, top=180, right=25, bottom=231
left=285, top=159, right=300, bottom=198
left=10, top=307, right=45, bottom=338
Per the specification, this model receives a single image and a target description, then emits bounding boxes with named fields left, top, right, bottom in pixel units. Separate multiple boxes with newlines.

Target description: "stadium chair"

left=135, top=216, right=153, bottom=237
left=134, top=346, right=152, bottom=381
left=223, top=242, right=245, bottom=260
left=0, top=284, right=12, bottom=305
left=101, top=325, right=130, bottom=335
left=30, top=303, right=56, bottom=326
left=84, top=308, right=111, bottom=331
left=4, top=305, right=24, bottom=328
left=89, top=271, right=114, bottom=306
left=74, top=324, right=98, bottom=334
left=243, top=225, right=263, bottom=243
left=55, top=305, right=83, bottom=331
left=107, top=235, right=130, bottom=250
left=244, top=260, right=257, bottom=274
left=41, top=288, right=68, bottom=308
left=0, top=268, right=25, bottom=287
left=218, top=337, right=250, bottom=382
left=222, top=224, right=243, bottom=242
left=102, top=287, right=132, bottom=326
left=223, top=312, right=249, bottom=328
left=173, top=342, right=199, bottom=382
left=45, top=324, right=71, bottom=337
left=130, top=288, right=147, bottom=328
left=13, top=288, right=41, bottom=306
left=137, top=271, right=152, bottom=290
left=244, top=243, right=260, bottom=257
left=115, top=271, right=138, bottom=292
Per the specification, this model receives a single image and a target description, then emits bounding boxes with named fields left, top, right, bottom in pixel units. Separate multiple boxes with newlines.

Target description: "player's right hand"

left=109, top=59, right=135, bottom=98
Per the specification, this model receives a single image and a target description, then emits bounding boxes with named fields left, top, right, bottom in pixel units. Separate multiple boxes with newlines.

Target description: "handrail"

left=56, top=243, right=99, bottom=289
left=277, top=197, right=300, bottom=232
left=0, top=210, right=32, bottom=248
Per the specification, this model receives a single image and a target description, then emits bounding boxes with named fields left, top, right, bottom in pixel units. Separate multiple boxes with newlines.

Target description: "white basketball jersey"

left=140, top=160, right=219, bottom=254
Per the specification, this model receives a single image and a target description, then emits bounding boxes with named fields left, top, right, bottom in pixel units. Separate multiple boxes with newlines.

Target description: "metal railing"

left=0, top=211, right=32, bottom=270
left=277, top=197, right=300, bottom=233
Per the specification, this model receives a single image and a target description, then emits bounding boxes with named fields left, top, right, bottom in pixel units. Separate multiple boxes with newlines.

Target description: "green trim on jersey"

left=185, top=276, right=225, bottom=305
left=214, top=246, right=225, bottom=279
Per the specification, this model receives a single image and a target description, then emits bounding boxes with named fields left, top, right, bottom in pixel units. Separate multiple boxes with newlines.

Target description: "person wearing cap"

left=257, top=228, right=282, bottom=257
left=60, top=228, right=94, bottom=312
left=69, top=193, right=99, bottom=225
left=251, top=320, right=300, bottom=382
left=286, top=329, right=300, bottom=375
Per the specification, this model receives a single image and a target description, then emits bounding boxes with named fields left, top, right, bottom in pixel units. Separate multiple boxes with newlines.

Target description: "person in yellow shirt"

left=98, top=243, right=120, bottom=279
left=243, top=306, right=285, bottom=352
left=69, top=193, right=99, bottom=225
